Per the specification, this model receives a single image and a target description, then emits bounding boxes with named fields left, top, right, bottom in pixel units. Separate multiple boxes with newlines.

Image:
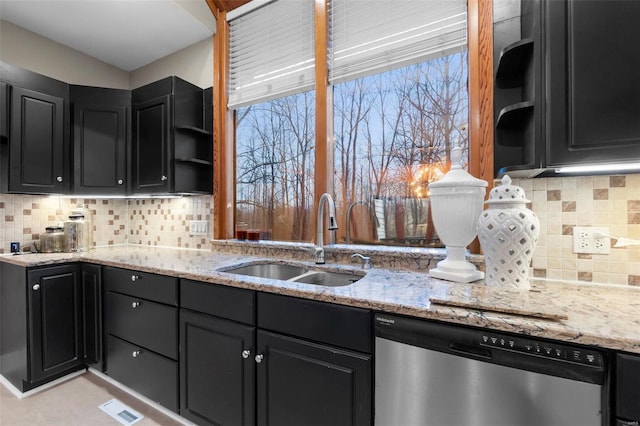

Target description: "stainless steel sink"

left=223, top=263, right=308, bottom=281
left=222, top=262, right=362, bottom=287
left=291, top=271, right=361, bottom=287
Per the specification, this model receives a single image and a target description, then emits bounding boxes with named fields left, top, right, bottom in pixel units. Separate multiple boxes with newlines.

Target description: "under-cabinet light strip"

left=49, top=195, right=184, bottom=199
left=555, top=163, right=640, bottom=174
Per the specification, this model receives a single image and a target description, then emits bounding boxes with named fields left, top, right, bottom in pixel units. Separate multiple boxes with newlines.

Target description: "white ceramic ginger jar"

left=477, top=175, right=540, bottom=289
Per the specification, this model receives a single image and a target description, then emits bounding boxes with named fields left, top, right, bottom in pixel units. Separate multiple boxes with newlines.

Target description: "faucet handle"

left=314, top=246, right=326, bottom=264
left=351, top=253, right=372, bottom=269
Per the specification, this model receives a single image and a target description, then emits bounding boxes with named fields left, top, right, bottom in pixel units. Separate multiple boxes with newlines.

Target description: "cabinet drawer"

left=106, top=335, right=178, bottom=413
left=181, top=279, right=255, bottom=324
left=105, top=291, right=177, bottom=359
left=103, top=266, right=177, bottom=305
left=258, top=293, right=372, bottom=353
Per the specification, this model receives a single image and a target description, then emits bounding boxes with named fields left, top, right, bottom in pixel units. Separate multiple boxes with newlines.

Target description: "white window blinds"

left=329, top=0, right=468, bottom=84
left=228, top=0, right=315, bottom=108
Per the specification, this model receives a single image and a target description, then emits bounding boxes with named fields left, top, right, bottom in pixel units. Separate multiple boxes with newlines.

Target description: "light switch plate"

left=573, top=226, right=610, bottom=254
left=189, top=220, right=209, bottom=236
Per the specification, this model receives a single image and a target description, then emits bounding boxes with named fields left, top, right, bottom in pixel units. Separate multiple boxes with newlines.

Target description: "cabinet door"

left=81, top=264, right=102, bottom=370
left=546, top=0, right=640, bottom=167
left=616, top=353, right=640, bottom=422
left=10, top=87, right=66, bottom=193
left=132, top=95, right=171, bottom=193
left=74, top=103, right=127, bottom=195
left=28, top=265, right=82, bottom=383
left=180, top=310, right=255, bottom=426
left=256, top=330, right=372, bottom=426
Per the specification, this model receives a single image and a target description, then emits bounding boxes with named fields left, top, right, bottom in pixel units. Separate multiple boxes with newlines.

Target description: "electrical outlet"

left=189, top=220, right=209, bottom=236
left=572, top=226, right=610, bottom=254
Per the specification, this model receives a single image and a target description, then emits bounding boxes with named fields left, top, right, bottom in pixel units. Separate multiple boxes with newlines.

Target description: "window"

left=229, top=0, right=316, bottom=241
left=236, top=92, right=316, bottom=241
left=330, top=0, right=467, bottom=247
left=221, top=0, right=491, bottom=246
left=334, top=53, right=468, bottom=246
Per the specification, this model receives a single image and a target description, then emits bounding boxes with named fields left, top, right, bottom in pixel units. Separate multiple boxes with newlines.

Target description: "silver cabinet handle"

left=132, top=301, right=141, bottom=308
left=56, top=176, right=63, bottom=182
left=242, top=350, right=251, bottom=359
left=132, top=350, right=140, bottom=358
left=131, top=275, right=140, bottom=282
left=117, top=179, right=124, bottom=185
left=255, top=354, right=264, bottom=363
left=32, top=284, right=40, bottom=291
left=161, top=175, right=168, bottom=181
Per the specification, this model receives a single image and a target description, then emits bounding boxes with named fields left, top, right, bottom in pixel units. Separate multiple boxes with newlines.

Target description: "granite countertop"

left=2, top=244, right=639, bottom=354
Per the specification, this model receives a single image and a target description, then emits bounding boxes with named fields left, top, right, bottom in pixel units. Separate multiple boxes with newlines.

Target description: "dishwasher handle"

left=449, top=343, right=492, bottom=360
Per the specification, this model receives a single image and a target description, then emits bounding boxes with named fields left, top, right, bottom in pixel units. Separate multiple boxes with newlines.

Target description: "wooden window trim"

left=208, top=0, right=494, bottom=249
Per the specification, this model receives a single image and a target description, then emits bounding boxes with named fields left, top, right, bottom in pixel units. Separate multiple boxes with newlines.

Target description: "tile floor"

left=0, top=372, right=185, bottom=425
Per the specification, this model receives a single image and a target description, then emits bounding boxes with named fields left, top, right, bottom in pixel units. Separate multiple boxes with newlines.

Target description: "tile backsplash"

left=0, top=194, right=212, bottom=253
left=1, top=173, right=638, bottom=287
left=514, top=174, right=640, bottom=286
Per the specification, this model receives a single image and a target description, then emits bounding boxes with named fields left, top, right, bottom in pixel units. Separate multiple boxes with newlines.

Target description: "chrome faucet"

left=315, top=193, right=338, bottom=264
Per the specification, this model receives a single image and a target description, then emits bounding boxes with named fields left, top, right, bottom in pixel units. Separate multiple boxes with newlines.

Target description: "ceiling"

left=0, top=0, right=218, bottom=72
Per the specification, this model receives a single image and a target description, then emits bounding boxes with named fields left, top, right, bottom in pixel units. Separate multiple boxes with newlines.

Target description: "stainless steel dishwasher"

left=375, top=313, right=609, bottom=426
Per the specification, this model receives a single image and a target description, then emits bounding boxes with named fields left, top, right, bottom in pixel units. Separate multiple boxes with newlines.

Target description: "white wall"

left=130, top=37, right=213, bottom=89
left=0, top=19, right=213, bottom=90
left=0, top=20, right=130, bottom=89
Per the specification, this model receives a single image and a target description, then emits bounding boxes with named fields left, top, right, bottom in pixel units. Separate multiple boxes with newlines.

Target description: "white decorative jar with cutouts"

left=477, top=175, right=540, bottom=289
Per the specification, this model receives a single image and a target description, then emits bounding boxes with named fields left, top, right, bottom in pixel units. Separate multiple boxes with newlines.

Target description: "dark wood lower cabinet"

left=106, top=335, right=178, bottom=412
left=28, top=265, right=83, bottom=384
left=256, top=330, right=372, bottom=426
left=180, top=309, right=255, bottom=426
left=103, top=266, right=179, bottom=412
left=0, top=263, right=87, bottom=392
left=81, top=264, right=102, bottom=370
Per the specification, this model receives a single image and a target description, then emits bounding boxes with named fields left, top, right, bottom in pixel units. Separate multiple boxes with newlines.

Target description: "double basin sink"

left=221, top=262, right=363, bottom=287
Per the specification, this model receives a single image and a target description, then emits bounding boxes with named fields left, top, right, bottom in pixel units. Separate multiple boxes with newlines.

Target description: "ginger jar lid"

left=486, top=175, right=530, bottom=204
left=428, top=145, right=488, bottom=189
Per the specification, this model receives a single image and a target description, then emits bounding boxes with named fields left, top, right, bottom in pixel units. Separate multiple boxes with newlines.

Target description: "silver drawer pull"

left=242, top=350, right=251, bottom=359
left=255, top=354, right=264, bottom=363
left=32, top=284, right=40, bottom=291
left=132, top=350, right=140, bottom=358
left=132, top=301, right=141, bottom=308
left=131, top=275, right=141, bottom=282
left=56, top=176, right=63, bottom=182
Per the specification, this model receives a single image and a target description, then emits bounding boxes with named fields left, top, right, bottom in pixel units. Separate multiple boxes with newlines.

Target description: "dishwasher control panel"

left=480, top=332, right=603, bottom=368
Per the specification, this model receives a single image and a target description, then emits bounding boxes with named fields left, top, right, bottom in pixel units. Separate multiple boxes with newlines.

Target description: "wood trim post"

left=208, top=2, right=235, bottom=239
left=468, top=0, right=494, bottom=253
left=314, top=0, right=333, bottom=243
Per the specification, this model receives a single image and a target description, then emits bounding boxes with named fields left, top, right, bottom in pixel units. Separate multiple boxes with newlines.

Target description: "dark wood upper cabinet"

left=2, top=61, right=210, bottom=195
left=132, top=95, right=171, bottom=193
left=71, top=85, right=130, bottom=195
left=9, top=87, right=66, bottom=193
left=132, top=77, right=212, bottom=195
left=1, top=62, right=69, bottom=194
left=0, top=82, right=8, bottom=139
left=493, top=0, right=640, bottom=177
left=545, top=0, right=640, bottom=167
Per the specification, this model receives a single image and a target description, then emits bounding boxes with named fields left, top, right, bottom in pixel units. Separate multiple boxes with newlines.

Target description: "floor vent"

left=99, top=399, right=143, bottom=425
